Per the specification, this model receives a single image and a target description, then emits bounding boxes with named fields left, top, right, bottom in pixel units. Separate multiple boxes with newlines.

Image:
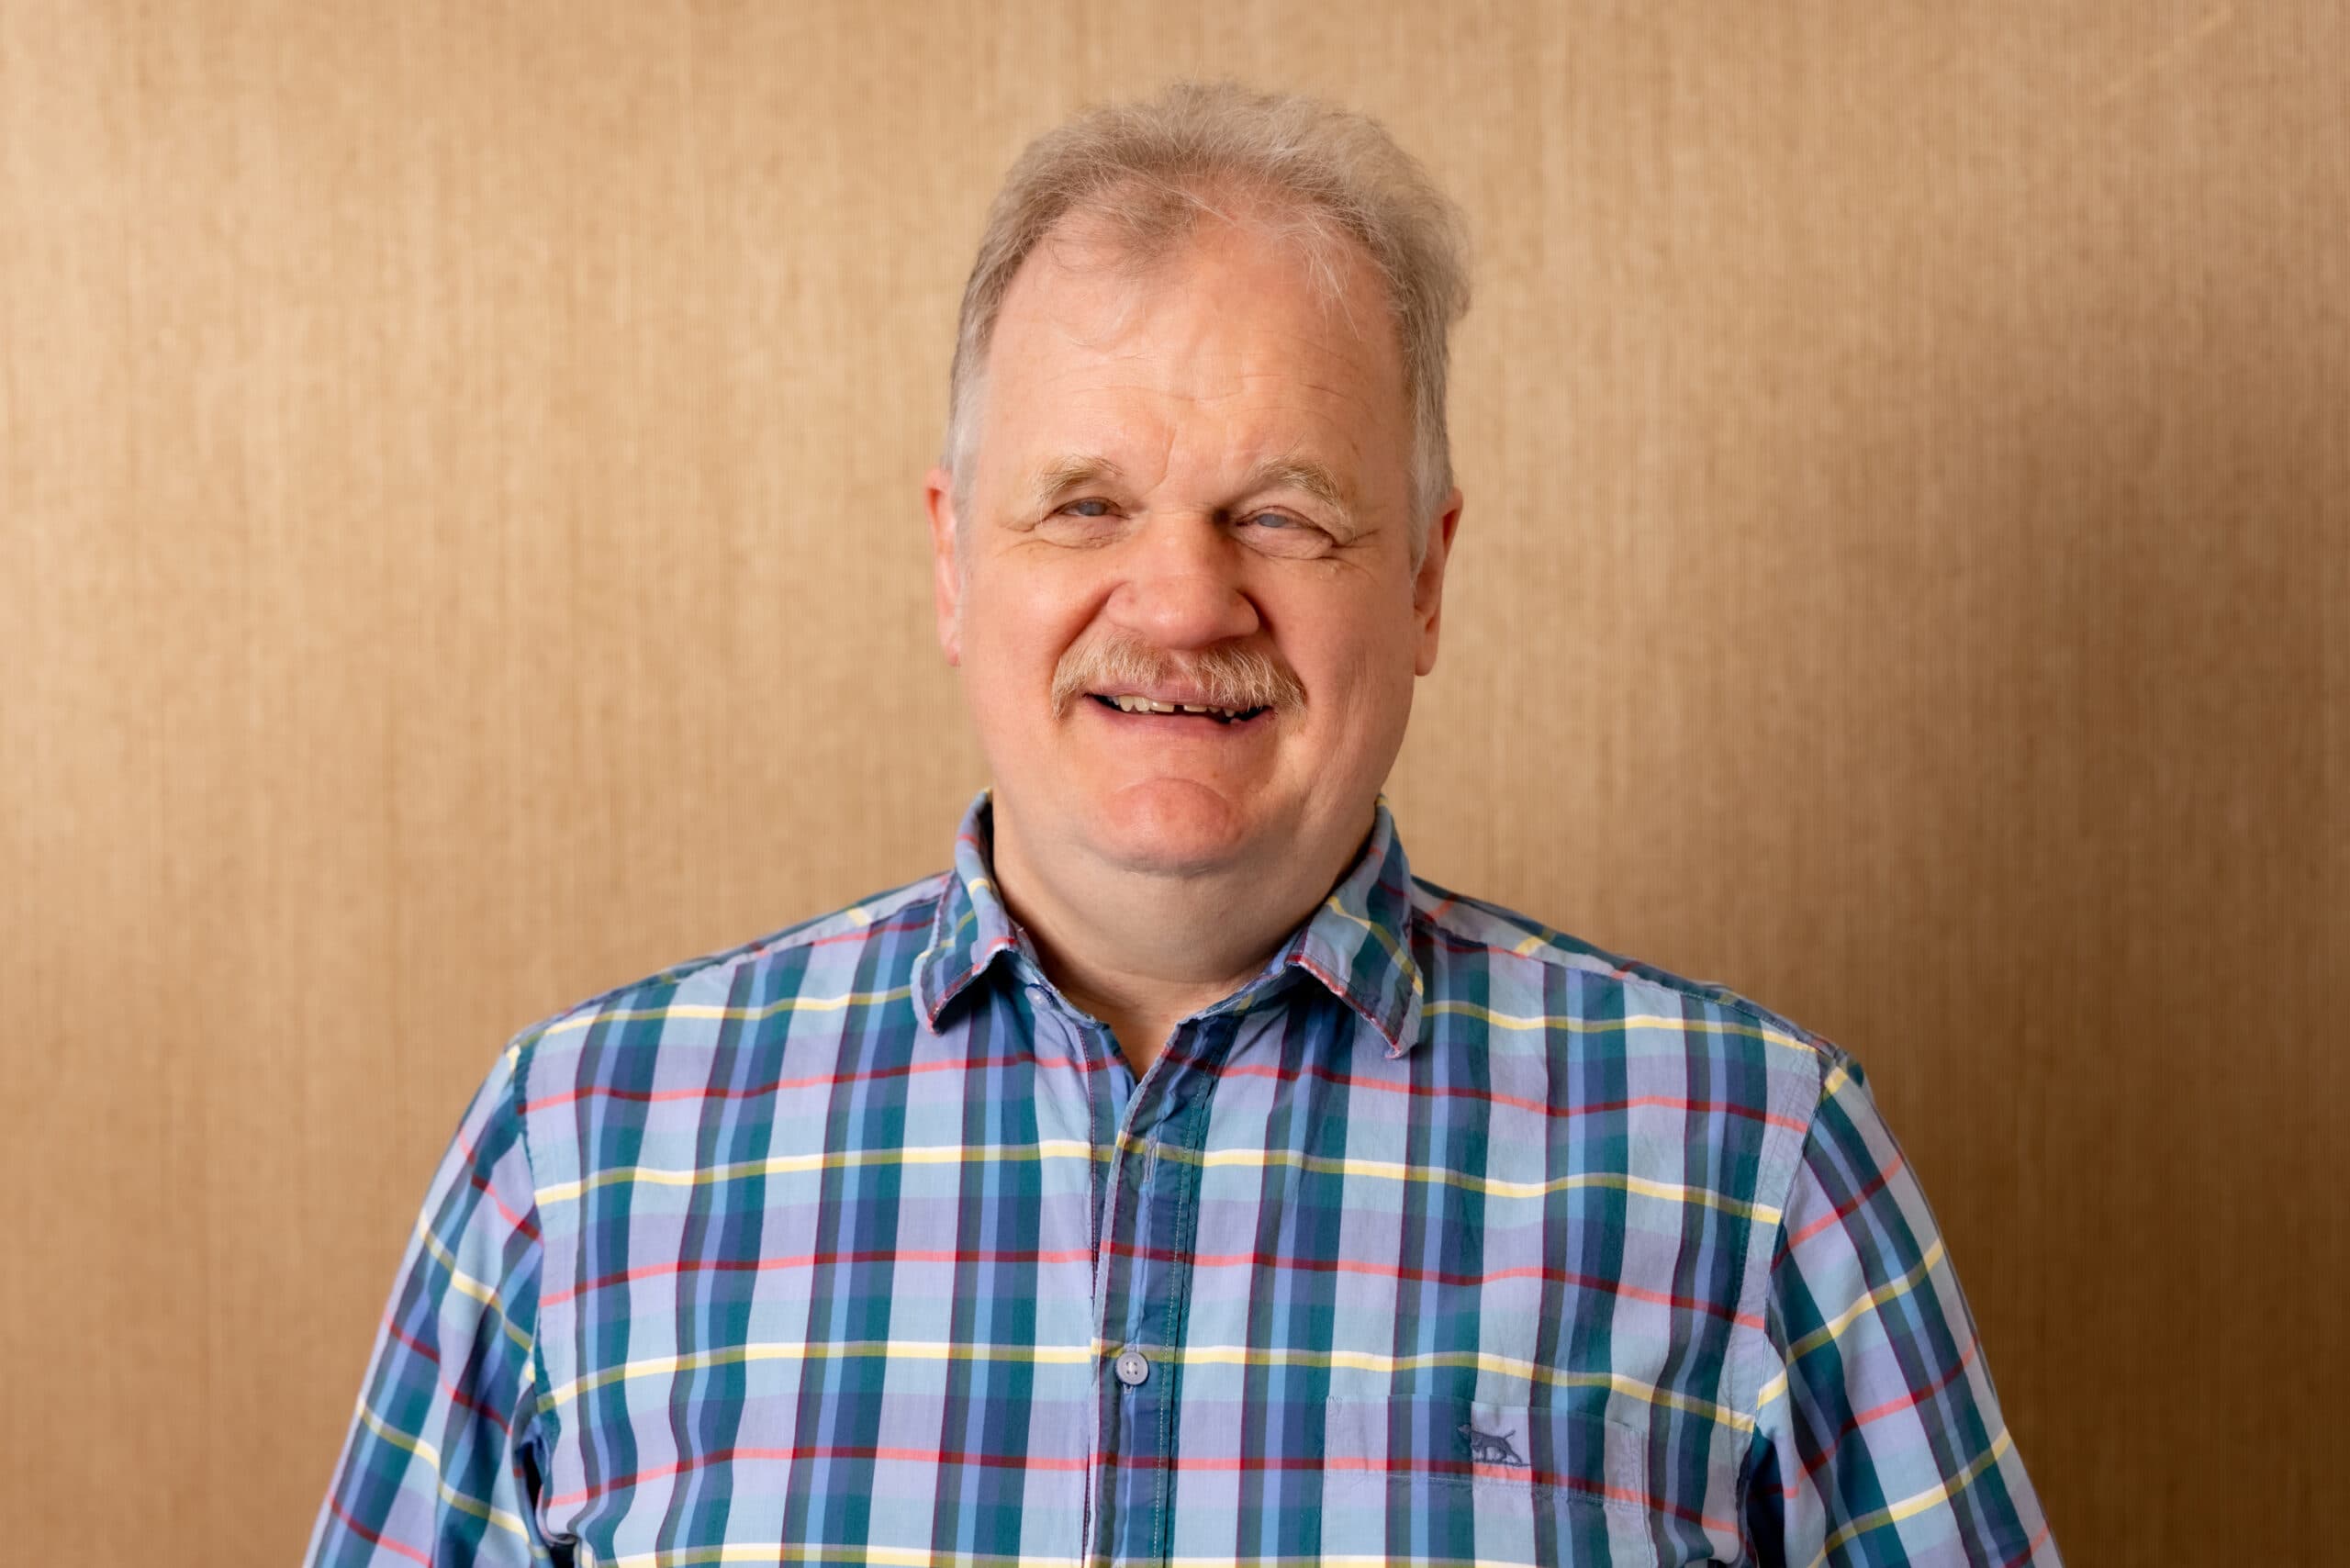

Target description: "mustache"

left=1049, top=633, right=1306, bottom=720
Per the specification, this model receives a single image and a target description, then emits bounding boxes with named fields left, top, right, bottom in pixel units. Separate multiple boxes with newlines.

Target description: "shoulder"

left=1403, top=880, right=1873, bottom=1415
left=1407, top=876, right=1850, bottom=1119
left=501, top=872, right=951, bottom=1085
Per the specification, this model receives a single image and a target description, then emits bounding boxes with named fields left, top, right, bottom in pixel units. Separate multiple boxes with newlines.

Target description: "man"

left=311, top=83, right=2057, bottom=1567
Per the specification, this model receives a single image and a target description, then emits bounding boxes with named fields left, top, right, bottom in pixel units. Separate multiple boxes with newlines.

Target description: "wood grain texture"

left=3, top=1, right=2342, bottom=1560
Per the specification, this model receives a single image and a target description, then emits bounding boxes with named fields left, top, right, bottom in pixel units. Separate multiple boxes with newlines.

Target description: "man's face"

left=927, top=216, right=1459, bottom=888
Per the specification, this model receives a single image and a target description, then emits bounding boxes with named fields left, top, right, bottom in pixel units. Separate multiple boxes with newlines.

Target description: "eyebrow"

left=1015, top=451, right=1361, bottom=528
left=1241, top=455, right=1356, bottom=521
left=1017, top=454, right=1125, bottom=517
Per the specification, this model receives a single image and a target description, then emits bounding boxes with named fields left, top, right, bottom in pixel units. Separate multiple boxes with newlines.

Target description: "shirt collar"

left=1278, top=796, right=1426, bottom=1057
left=912, top=794, right=1030, bottom=1027
left=914, top=790, right=1425, bottom=1058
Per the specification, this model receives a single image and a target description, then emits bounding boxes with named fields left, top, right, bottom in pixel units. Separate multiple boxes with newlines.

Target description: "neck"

left=987, top=800, right=1369, bottom=1074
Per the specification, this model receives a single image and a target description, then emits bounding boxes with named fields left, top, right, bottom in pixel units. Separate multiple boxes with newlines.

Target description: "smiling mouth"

left=1090, top=693, right=1270, bottom=725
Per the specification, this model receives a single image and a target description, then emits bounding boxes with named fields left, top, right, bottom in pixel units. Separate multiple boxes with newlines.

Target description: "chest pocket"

left=1318, top=1396, right=1694, bottom=1567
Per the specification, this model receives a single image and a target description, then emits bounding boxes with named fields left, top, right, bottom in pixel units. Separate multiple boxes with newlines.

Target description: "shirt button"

left=1114, top=1348, right=1151, bottom=1387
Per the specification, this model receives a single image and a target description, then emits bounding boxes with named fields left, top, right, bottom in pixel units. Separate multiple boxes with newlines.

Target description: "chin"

left=1077, top=778, right=1281, bottom=879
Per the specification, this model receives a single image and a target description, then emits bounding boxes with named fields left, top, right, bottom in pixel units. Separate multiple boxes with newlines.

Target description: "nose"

left=1103, top=513, right=1262, bottom=650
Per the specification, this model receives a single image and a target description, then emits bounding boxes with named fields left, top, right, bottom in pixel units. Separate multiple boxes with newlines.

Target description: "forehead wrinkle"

left=999, top=254, right=1392, bottom=412
left=1023, top=264, right=1382, bottom=400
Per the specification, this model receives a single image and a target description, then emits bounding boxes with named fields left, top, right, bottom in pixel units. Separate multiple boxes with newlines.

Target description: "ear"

left=923, top=465, right=964, bottom=666
left=1410, top=487, right=1463, bottom=678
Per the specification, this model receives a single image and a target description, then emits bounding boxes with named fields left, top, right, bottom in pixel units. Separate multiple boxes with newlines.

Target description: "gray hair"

left=942, top=80, right=1472, bottom=554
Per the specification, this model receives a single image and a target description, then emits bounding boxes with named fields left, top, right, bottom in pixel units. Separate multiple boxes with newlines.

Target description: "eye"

left=1058, top=498, right=1114, bottom=520
left=1235, top=510, right=1336, bottom=555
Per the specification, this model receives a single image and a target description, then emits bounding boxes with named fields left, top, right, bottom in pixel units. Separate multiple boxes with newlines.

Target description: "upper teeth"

left=1110, top=694, right=1245, bottom=717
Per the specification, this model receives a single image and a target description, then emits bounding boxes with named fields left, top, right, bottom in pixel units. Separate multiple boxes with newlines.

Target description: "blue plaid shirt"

left=310, top=795, right=2056, bottom=1567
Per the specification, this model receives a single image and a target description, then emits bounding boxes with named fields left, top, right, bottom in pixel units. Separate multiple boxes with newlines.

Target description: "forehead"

left=975, top=216, right=1412, bottom=498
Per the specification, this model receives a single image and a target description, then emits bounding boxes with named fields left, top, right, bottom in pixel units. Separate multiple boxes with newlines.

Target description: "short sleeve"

left=1741, top=1057, right=2060, bottom=1566
left=307, top=1044, right=557, bottom=1566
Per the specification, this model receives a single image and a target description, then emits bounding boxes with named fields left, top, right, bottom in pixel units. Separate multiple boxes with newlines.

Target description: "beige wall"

left=5, top=1, right=2344, bottom=1560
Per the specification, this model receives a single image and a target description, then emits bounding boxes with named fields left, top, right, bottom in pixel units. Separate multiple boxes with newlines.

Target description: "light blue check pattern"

left=309, top=794, right=2057, bottom=1566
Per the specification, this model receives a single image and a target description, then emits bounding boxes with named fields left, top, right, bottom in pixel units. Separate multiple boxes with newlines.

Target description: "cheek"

left=1286, top=598, right=1422, bottom=717
left=963, top=563, right=1101, bottom=689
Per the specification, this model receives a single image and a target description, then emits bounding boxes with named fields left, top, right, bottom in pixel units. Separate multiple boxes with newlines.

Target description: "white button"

left=1114, top=1349, right=1150, bottom=1386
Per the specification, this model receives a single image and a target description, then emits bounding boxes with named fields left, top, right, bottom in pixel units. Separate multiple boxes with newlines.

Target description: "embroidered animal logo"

left=1457, top=1422, right=1528, bottom=1467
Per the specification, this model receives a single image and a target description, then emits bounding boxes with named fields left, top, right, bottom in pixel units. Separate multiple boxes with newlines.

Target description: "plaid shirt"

left=311, top=795, right=2056, bottom=1568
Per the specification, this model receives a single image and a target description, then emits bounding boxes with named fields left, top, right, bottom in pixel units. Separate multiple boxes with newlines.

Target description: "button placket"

left=1013, top=984, right=1141, bottom=1568
left=1089, top=1014, right=1241, bottom=1567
